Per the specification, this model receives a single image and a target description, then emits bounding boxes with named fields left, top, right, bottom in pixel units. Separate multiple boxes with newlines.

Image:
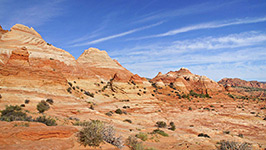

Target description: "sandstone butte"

left=0, top=24, right=265, bottom=150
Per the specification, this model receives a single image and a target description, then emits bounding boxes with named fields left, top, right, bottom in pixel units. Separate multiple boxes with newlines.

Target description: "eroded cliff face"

left=0, top=24, right=152, bottom=110
left=218, top=78, right=266, bottom=89
left=151, top=68, right=225, bottom=95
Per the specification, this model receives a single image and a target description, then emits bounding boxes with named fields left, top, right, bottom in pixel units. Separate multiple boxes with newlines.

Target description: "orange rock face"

left=0, top=121, right=78, bottom=150
left=151, top=67, right=224, bottom=95
left=218, top=78, right=266, bottom=89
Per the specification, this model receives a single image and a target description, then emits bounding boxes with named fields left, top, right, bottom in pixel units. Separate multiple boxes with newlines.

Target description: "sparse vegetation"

left=77, top=120, right=105, bottom=147
left=0, top=105, right=32, bottom=122
left=168, top=122, right=176, bottom=131
left=124, top=119, right=132, bottom=123
left=152, top=129, right=168, bottom=137
left=34, top=115, right=57, bottom=126
left=36, top=100, right=50, bottom=113
left=84, top=91, right=94, bottom=98
left=198, top=133, right=210, bottom=138
left=135, top=132, right=148, bottom=141
left=24, top=99, right=30, bottom=104
left=67, top=87, right=72, bottom=93
left=115, top=109, right=123, bottom=114
left=105, top=111, right=113, bottom=116
left=126, top=135, right=144, bottom=150
left=219, top=140, right=251, bottom=150
left=223, top=131, right=230, bottom=134
left=227, top=93, right=235, bottom=99
left=189, top=90, right=211, bottom=98
left=46, top=98, right=54, bottom=105
left=155, top=121, right=167, bottom=128
left=77, top=120, right=123, bottom=148
left=14, top=122, right=29, bottom=127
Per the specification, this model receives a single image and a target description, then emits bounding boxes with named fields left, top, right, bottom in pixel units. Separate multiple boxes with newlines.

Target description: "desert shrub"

left=227, top=93, right=235, bottom=99
left=102, top=125, right=124, bottom=148
left=73, top=120, right=92, bottom=126
left=77, top=120, right=123, bottom=148
left=188, top=107, right=192, bottom=111
left=155, top=121, right=167, bottom=128
left=35, top=115, right=57, bottom=126
left=37, top=100, right=50, bottom=113
left=223, top=131, right=230, bottom=134
left=25, top=99, right=30, bottom=104
left=68, top=82, right=73, bottom=87
left=238, top=134, right=244, bottom=138
left=0, top=94, right=2, bottom=99
left=169, top=122, right=176, bottom=131
left=126, top=135, right=144, bottom=150
left=84, top=91, right=94, bottom=98
left=124, top=119, right=132, bottom=123
left=0, top=105, right=32, bottom=122
left=105, top=111, right=113, bottom=116
left=152, top=129, right=168, bottom=137
left=20, top=104, right=25, bottom=107
left=115, top=109, right=123, bottom=114
left=198, top=133, right=210, bottom=138
left=89, top=104, right=94, bottom=110
left=46, top=99, right=54, bottom=105
left=219, top=140, right=251, bottom=150
left=67, top=87, right=72, bottom=93
left=78, top=120, right=105, bottom=147
left=135, top=132, right=148, bottom=141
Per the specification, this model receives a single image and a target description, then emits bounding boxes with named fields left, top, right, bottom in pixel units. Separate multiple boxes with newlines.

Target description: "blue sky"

left=1, top=0, right=266, bottom=81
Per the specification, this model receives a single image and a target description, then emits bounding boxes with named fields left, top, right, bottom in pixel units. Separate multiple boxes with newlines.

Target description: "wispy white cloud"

left=132, top=16, right=266, bottom=40
left=133, top=1, right=237, bottom=24
left=2, top=0, right=65, bottom=28
left=111, top=31, right=266, bottom=80
left=71, top=21, right=164, bottom=46
left=171, top=31, right=266, bottom=50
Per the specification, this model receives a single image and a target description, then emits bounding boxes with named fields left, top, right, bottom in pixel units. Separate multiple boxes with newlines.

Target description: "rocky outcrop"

left=0, top=121, right=77, bottom=149
left=218, top=78, right=266, bottom=89
left=151, top=68, right=224, bottom=94
left=77, top=47, right=148, bottom=83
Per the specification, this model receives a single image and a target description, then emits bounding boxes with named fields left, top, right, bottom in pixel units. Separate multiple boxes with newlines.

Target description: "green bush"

left=219, top=140, right=251, bottom=150
left=115, top=109, right=123, bottom=114
left=46, top=99, right=54, bottom=105
left=155, top=121, right=167, bottom=128
left=84, top=91, right=94, bottom=98
left=169, top=122, right=176, bottom=131
left=135, top=132, right=148, bottom=141
left=35, top=115, right=57, bottom=126
left=25, top=99, right=30, bottom=104
left=124, top=119, right=132, bottom=123
left=126, top=135, right=144, bottom=150
left=37, top=100, right=50, bottom=113
left=0, top=105, right=32, bottom=122
left=152, top=129, right=168, bottom=137
left=78, top=120, right=105, bottom=147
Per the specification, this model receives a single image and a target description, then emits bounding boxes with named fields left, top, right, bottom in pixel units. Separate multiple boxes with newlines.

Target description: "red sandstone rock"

left=218, top=78, right=266, bottom=89
left=151, top=67, right=224, bottom=94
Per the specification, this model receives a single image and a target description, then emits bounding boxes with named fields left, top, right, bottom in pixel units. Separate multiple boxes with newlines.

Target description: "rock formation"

left=218, top=78, right=266, bottom=89
left=151, top=68, right=224, bottom=94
